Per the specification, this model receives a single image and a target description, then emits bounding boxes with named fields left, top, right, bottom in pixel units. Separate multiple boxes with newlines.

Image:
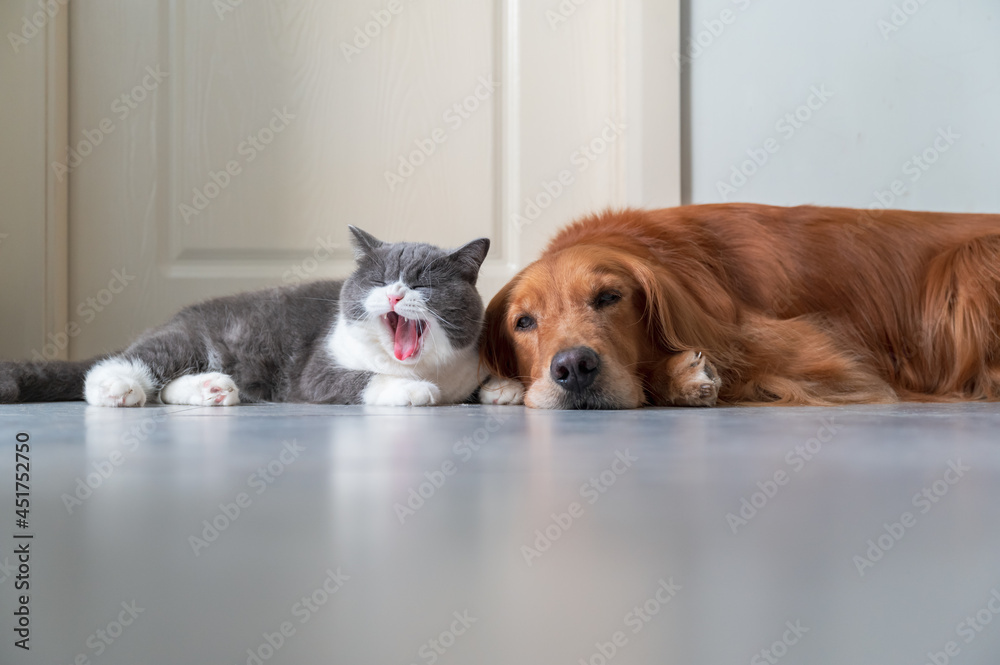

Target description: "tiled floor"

left=0, top=402, right=998, bottom=664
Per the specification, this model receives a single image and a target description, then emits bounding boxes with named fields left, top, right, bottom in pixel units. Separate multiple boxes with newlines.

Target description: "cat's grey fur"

left=0, top=227, right=490, bottom=407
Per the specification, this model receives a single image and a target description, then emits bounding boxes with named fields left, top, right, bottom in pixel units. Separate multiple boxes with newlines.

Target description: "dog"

left=478, top=204, right=1000, bottom=409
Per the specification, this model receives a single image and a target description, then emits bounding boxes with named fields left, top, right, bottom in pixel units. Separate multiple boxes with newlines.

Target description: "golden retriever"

left=479, top=204, right=1000, bottom=409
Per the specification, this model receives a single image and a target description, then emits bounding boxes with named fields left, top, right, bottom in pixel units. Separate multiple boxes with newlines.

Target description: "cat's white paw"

left=84, top=358, right=154, bottom=408
left=161, top=372, right=240, bottom=406
left=364, top=375, right=440, bottom=406
left=479, top=376, right=525, bottom=405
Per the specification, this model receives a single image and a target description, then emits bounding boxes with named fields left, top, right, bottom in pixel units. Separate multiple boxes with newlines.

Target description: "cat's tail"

left=0, top=357, right=105, bottom=403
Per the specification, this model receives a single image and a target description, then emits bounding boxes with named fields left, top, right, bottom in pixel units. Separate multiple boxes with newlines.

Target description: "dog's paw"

left=364, top=376, right=440, bottom=406
left=161, top=372, right=240, bottom=406
left=667, top=351, right=721, bottom=407
left=84, top=359, right=153, bottom=408
left=479, top=376, right=525, bottom=405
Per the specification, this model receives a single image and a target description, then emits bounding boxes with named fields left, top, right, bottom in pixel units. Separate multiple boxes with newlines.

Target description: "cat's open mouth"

left=383, top=312, right=427, bottom=361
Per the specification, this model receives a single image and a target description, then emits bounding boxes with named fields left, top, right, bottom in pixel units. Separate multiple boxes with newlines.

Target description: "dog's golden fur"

left=481, top=204, right=1000, bottom=408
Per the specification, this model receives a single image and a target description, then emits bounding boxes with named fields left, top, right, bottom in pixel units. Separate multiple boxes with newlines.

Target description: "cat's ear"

left=347, top=225, right=384, bottom=259
left=448, top=238, right=490, bottom=284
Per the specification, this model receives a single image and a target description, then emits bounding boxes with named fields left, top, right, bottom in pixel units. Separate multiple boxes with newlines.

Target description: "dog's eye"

left=594, top=290, right=622, bottom=308
left=514, top=315, right=536, bottom=331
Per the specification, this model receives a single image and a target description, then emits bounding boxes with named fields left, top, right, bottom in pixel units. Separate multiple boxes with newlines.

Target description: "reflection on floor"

left=0, top=402, right=998, bottom=664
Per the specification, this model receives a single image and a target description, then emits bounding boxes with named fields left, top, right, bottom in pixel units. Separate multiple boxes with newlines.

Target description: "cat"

left=0, top=226, right=492, bottom=407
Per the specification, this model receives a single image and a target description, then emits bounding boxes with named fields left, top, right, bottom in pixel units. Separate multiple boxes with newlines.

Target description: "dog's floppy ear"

left=479, top=278, right=519, bottom=381
left=625, top=256, right=736, bottom=358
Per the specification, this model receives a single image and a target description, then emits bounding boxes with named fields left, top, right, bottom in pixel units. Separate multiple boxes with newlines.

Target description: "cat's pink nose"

left=387, top=295, right=402, bottom=309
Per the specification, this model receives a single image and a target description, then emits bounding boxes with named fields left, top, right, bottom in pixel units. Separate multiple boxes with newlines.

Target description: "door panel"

left=170, top=1, right=496, bottom=257
left=0, top=0, right=67, bottom=361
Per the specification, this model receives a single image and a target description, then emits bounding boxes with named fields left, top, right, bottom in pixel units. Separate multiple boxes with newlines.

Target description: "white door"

left=52, top=0, right=680, bottom=360
left=0, top=0, right=67, bottom=362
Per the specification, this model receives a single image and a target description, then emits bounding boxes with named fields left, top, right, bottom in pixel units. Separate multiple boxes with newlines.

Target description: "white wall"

left=685, top=0, right=1000, bottom=213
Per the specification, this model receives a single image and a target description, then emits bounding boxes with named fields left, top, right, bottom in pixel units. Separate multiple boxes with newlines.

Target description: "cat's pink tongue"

left=394, top=318, right=420, bottom=360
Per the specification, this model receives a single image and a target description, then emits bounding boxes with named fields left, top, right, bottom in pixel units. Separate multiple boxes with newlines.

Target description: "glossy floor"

left=0, top=402, right=998, bottom=664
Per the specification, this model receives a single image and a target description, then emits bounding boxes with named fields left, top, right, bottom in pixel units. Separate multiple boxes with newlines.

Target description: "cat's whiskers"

left=294, top=297, right=340, bottom=304
left=421, top=309, right=461, bottom=333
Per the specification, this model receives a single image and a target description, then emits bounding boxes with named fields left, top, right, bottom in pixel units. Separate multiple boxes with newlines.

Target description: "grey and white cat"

left=0, top=227, right=491, bottom=407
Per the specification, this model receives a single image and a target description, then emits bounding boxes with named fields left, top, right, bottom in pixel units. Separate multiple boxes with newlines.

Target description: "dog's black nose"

left=550, top=347, right=601, bottom=393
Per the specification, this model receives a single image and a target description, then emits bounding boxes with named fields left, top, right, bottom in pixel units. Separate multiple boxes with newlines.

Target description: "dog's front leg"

left=648, top=350, right=722, bottom=407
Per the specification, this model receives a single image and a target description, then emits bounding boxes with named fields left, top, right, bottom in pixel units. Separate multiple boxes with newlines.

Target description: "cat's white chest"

left=329, top=318, right=414, bottom=377
left=328, top=319, right=480, bottom=403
